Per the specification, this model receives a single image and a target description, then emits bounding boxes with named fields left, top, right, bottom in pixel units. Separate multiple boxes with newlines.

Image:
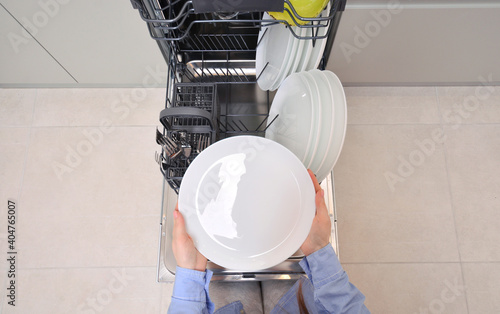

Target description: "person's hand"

left=300, top=169, right=332, bottom=256
left=172, top=203, right=207, bottom=272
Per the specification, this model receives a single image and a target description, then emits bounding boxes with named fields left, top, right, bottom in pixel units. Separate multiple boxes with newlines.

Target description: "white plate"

left=308, top=69, right=334, bottom=174
left=297, top=72, right=316, bottom=165
left=288, top=26, right=308, bottom=75
left=256, top=14, right=295, bottom=91
left=301, top=71, right=322, bottom=168
left=265, top=73, right=315, bottom=163
left=297, top=26, right=314, bottom=72
left=304, top=3, right=331, bottom=71
left=315, top=71, right=347, bottom=182
left=269, top=25, right=302, bottom=91
left=178, top=136, right=315, bottom=271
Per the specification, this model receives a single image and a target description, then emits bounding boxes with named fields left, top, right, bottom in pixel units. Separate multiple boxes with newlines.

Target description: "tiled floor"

left=0, top=86, right=499, bottom=313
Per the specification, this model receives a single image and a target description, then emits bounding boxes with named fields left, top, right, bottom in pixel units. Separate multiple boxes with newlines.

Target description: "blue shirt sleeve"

left=299, top=245, right=370, bottom=314
left=167, top=266, right=215, bottom=314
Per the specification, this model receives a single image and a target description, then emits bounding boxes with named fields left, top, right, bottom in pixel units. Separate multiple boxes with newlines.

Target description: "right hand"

left=172, top=203, right=208, bottom=272
left=300, top=169, right=332, bottom=256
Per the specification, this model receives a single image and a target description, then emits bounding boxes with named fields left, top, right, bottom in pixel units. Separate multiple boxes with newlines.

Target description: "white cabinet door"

left=328, top=5, right=500, bottom=85
left=1, top=0, right=166, bottom=86
left=0, top=5, right=75, bottom=85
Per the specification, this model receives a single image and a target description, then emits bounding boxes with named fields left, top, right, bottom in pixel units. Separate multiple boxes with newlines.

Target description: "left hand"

left=172, top=203, right=207, bottom=272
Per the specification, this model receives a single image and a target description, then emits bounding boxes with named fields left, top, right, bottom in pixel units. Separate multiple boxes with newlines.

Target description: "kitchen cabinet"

left=328, top=3, right=500, bottom=85
left=0, top=6, right=75, bottom=85
left=2, top=1, right=499, bottom=86
left=0, top=0, right=165, bottom=86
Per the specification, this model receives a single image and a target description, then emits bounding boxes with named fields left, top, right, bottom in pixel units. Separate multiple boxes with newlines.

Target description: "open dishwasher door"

left=131, top=0, right=346, bottom=281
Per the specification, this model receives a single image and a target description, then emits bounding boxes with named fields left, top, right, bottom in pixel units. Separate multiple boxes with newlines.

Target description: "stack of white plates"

left=265, top=69, right=346, bottom=183
left=256, top=4, right=330, bottom=91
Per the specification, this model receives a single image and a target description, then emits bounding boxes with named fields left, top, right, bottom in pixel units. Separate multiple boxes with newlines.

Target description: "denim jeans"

left=210, top=280, right=297, bottom=313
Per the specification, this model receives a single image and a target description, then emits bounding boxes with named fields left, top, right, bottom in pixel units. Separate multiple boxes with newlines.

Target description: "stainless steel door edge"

left=321, top=171, right=339, bottom=259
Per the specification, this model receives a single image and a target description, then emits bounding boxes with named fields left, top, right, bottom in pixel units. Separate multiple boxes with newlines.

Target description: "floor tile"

left=20, top=126, right=162, bottom=218
left=334, top=125, right=460, bottom=263
left=0, top=127, right=29, bottom=207
left=17, top=214, right=159, bottom=268
left=16, top=126, right=163, bottom=268
left=0, top=89, right=36, bottom=126
left=444, top=125, right=500, bottom=262
left=33, top=88, right=166, bottom=127
left=462, top=263, right=500, bottom=314
left=344, top=87, right=440, bottom=124
left=1, top=267, right=161, bottom=314
left=343, top=263, right=468, bottom=314
left=437, top=86, right=500, bottom=124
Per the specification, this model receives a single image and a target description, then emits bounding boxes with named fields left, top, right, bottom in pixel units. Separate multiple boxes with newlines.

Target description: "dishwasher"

left=131, top=0, right=347, bottom=282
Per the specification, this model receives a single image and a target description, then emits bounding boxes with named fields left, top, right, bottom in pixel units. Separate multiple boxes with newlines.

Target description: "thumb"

left=315, top=188, right=328, bottom=217
left=173, top=204, right=187, bottom=239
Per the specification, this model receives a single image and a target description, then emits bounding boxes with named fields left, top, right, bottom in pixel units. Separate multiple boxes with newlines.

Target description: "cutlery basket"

left=160, top=82, right=218, bottom=140
left=158, top=82, right=218, bottom=193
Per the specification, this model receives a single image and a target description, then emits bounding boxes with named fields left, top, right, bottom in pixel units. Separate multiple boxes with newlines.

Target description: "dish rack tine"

left=255, top=115, right=269, bottom=132
left=312, top=20, right=319, bottom=48
left=256, top=28, right=269, bottom=49
left=232, top=120, right=243, bottom=131
left=263, top=114, right=279, bottom=132
left=238, top=120, right=249, bottom=131
left=256, top=62, right=270, bottom=82
left=240, top=34, right=249, bottom=50
left=217, top=118, right=227, bottom=132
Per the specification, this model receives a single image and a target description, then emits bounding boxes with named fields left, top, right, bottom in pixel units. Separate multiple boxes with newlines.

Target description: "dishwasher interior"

left=131, top=0, right=346, bottom=282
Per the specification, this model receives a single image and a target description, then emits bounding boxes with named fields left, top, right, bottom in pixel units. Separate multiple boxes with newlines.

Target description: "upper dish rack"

left=131, top=0, right=344, bottom=52
left=131, top=0, right=345, bottom=86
